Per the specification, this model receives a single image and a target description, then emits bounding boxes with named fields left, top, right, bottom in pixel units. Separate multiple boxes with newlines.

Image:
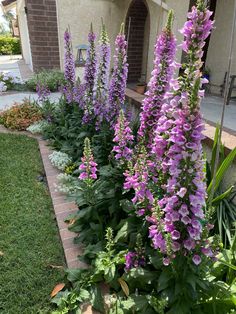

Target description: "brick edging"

left=0, top=125, right=100, bottom=313
left=38, top=139, right=87, bottom=269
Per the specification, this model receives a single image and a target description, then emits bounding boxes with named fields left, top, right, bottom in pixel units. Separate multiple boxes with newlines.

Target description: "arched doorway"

left=125, top=0, right=149, bottom=83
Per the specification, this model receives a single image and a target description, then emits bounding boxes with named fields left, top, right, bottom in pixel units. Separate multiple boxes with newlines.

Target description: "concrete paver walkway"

left=201, top=95, right=236, bottom=132
left=0, top=92, right=61, bottom=110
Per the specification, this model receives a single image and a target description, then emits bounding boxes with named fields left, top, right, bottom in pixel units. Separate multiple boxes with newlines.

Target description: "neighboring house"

left=3, top=0, right=235, bottom=95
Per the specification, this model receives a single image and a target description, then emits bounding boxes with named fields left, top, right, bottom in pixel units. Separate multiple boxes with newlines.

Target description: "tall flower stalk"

left=150, top=0, right=214, bottom=265
left=64, top=28, right=76, bottom=86
left=107, top=23, right=128, bottom=126
left=124, top=146, right=155, bottom=211
left=36, top=83, right=50, bottom=102
left=79, top=137, right=98, bottom=181
left=83, top=24, right=97, bottom=123
left=138, top=11, right=177, bottom=149
left=112, top=109, right=134, bottom=164
left=93, top=21, right=111, bottom=126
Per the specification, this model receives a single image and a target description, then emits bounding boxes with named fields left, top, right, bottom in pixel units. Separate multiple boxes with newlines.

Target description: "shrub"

left=26, top=70, right=66, bottom=92
left=0, top=100, right=42, bottom=130
left=0, top=36, right=21, bottom=55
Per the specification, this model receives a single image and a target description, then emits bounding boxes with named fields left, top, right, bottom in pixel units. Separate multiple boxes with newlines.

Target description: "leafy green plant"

left=42, top=100, right=93, bottom=161
left=206, top=125, right=236, bottom=247
left=26, top=69, right=66, bottom=92
left=68, top=164, right=132, bottom=262
left=92, top=228, right=126, bottom=287
left=212, top=233, right=236, bottom=285
left=51, top=289, right=90, bottom=314
left=0, top=36, right=21, bottom=55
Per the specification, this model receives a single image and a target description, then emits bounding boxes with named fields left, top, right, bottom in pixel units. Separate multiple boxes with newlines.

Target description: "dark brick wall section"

left=25, top=0, right=60, bottom=72
left=125, top=0, right=148, bottom=82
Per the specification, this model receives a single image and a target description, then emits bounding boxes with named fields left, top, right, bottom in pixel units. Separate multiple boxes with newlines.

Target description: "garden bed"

left=0, top=133, right=65, bottom=313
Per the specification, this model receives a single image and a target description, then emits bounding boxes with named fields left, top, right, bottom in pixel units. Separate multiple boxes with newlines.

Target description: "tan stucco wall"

left=56, top=0, right=128, bottom=78
left=56, top=0, right=190, bottom=82
left=17, top=0, right=33, bottom=70
left=205, top=0, right=236, bottom=95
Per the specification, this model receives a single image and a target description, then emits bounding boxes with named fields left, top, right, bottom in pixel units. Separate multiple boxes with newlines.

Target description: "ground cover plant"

left=0, top=133, right=65, bottom=313
left=0, top=99, right=42, bottom=130
left=24, top=1, right=236, bottom=312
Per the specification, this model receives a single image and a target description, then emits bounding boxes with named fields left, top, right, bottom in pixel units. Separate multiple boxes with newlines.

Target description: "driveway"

left=0, top=55, right=61, bottom=110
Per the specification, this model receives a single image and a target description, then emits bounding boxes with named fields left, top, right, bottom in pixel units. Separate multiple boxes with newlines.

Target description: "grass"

left=0, top=133, right=65, bottom=314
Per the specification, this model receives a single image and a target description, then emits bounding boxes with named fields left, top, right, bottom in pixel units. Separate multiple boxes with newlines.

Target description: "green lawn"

left=0, top=133, right=65, bottom=314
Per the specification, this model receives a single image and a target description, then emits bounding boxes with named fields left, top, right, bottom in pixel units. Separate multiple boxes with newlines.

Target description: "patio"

left=201, top=95, right=236, bottom=133
left=125, top=87, right=236, bottom=133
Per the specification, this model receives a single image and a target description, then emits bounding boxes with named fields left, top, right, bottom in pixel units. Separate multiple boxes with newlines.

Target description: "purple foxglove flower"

left=64, top=29, right=76, bottom=86
left=125, top=250, right=146, bottom=271
left=149, top=3, right=214, bottom=263
left=36, top=83, right=50, bottom=102
left=138, top=10, right=177, bottom=149
left=93, top=22, right=111, bottom=127
left=112, top=110, right=133, bottom=163
left=124, top=147, right=154, bottom=206
left=79, top=137, right=98, bottom=181
left=83, top=24, right=97, bottom=123
left=107, top=23, right=128, bottom=126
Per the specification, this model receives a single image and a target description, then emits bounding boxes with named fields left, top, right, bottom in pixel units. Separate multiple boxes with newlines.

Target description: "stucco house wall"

left=205, top=0, right=236, bottom=95
left=17, top=0, right=33, bottom=69
left=56, top=0, right=190, bottom=82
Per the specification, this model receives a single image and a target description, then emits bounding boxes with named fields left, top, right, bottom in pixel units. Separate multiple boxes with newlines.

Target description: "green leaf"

left=218, top=259, right=236, bottom=271
left=207, top=147, right=236, bottom=196
left=77, top=131, right=89, bottom=139
left=90, top=285, right=104, bottom=313
left=212, top=186, right=234, bottom=205
left=104, top=264, right=116, bottom=283
left=158, top=269, right=173, bottom=292
left=66, top=269, right=87, bottom=283
left=210, top=124, right=220, bottom=177
left=130, top=295, right=149, bottom=312
left=78, top=289, right=90, bottom=301
left=150, top=254, right=163, bottom=269
left=120, top=199, right=135, bottom=213
left=120, top=298, right=135, bottom=310
left=115, top=221, right=128, bottom=242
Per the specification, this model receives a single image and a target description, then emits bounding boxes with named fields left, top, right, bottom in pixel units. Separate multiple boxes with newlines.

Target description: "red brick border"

left=38, top=139, right=88, bottom=269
